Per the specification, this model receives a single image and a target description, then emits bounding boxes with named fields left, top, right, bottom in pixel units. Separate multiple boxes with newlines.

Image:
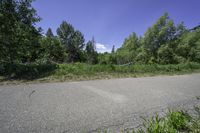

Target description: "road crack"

left=29, top=90, right=36, bottom=98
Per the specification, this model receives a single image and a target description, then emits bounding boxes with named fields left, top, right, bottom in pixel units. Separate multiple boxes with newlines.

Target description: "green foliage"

left=85, top=38, right=98, bottom=64
left=142, top=114, right=177, bottom=133
left=111, top=45, right=115, bottom=53
left=122, top=32, right=139, bottom=50
left=137, top=111, right=189, bottom=133
left=0, top=0, right=41, bottom=76
left=57, top=21, right=85, bottom=63
left=139, top=108, right=200, bottom=133
left=157, top=43, right=178, bottom=64
left=115, top=32, right=140, bottom=64
left=135, top=48, right=149, bottom=64
left=1, top=4, right=200, bottom=80
left=46, top=28, right=54, bottom=38
left=98, top=53, right=111, bottom=64
left=196, top=96, right=200, bottom=100
left=100, top=106, right=200, bottom=133
left=1, top=62, right=200, bottom=81
left=188, top=106, right=200, bottom=132
left=115, top=49, right=133, bottom=64
left=166, top=110, right=189, bottom=130
left=52, top=62, right=200, bottom=79
left=176, top=28, right=200, bottom=63
left=0, top=63, right=57, bottom=79
left=113, top=13, right=200, bottom=65
left=142, top=13, right=176, bottom=59
left=38, top=36, right=67, bottom=63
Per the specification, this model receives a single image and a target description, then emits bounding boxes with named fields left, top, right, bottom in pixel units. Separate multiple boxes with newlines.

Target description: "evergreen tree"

left=39, top=36, right=66, bottom=63
left=85, top=40, right=98, bottom=64
left=46, top=28, right=54, bottom=38
left=111, top=45, right=115, bottom=53
left=57, top=21, right=85, bottom=62
left=0, top=0, right=41, bottom=75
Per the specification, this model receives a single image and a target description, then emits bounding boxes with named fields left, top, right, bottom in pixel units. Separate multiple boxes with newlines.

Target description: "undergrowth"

left=1, top=62, right=200, bottom=81
left=102, top=97, right=200, bottom=133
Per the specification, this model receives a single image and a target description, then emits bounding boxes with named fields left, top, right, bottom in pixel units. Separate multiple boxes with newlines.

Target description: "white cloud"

left=95, top=43, right=111, bottom=53
left=96, top=43, right=106, bottom=50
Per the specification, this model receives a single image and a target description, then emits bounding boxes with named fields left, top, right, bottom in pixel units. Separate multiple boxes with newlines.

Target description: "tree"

left=15, top=0, right=41, bottom=63
left=98, top=53, right=110, bottom=64
left=115, top=13, right=193, bottom=64
left=46, top=28, right=54, bottom=38
left=157, top=43, right=177, bottom=64
left=122, top=32, right=139, bottom=50
left=111, top=45, right=115, bottom=53
left=85, top=40, right=98, bottom=64
left=142, top=13, right=176, bottom=61
left=57, top=21, right=85, bottom=62
left=156, top=22, right=188, bottom=64
left=39, top=36, right=66, bottom=63
left=0, top=0, right=41, bottom=75
left=176, top=27, right=200, bottom=63
left=0, top=0, right=18, bottom=65
left=115, top=32, right=140, bottom=64
left=175, top=22, right=187, bottom=38
left=37, top=29, right=66, bottom=63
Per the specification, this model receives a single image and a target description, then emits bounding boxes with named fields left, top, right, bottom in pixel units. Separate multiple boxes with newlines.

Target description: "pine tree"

left=57, top=21, right=85, bottom=62
left=111, top=45, right=115, bottom=53
left=46, top=28, right=54, bottom=38
left=85, top=39, right=98, bottom=64
left=0, top=0, right=41, bottom=75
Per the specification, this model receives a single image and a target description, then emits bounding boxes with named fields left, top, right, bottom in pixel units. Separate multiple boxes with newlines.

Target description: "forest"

left=1, top=0, right=200, bottom=80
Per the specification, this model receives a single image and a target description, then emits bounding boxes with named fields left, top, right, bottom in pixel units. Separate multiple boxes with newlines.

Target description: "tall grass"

left=1, top=62, right=200, bottom=81
left=125, top=97, right=200, bottom=133
left=102, top=105, right=200, bottom=133
left=54, top=62, right=200, bottom=76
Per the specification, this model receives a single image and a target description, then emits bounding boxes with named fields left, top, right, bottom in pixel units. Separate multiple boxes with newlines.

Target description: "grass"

left=196, top=96, right=200, bottom=100
left=136, top=107, right=200, bottom=133
left=46, top=62, right=200, bottom=82
left=140, top=110, right=190, bottom=133
left=1, top=62, right=200, bottom=83
left=100, top=97, right=200, bottom=133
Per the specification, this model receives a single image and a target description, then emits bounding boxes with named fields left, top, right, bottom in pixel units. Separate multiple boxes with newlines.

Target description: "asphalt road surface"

left=0, top=74, right=200, bottom=133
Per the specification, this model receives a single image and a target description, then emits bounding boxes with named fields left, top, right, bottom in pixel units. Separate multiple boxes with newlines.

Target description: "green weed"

left=1, top=62, right=200, bottom=82
left=196, top=96, right=200, bottom=100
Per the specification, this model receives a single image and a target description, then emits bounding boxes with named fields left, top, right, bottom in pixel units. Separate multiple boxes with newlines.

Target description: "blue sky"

left=33, top=0, right=200, bottom=53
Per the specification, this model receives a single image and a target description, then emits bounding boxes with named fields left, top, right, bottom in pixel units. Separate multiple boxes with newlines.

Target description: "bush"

left=1, top=62, right=200, bottom=81
left=0, top=63, right=57, bottom=79
left=55, top=63, right=200, bottom=77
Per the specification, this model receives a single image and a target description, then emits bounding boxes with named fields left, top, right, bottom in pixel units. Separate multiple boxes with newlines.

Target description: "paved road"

left=0, top=74, right=200, bottom=133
